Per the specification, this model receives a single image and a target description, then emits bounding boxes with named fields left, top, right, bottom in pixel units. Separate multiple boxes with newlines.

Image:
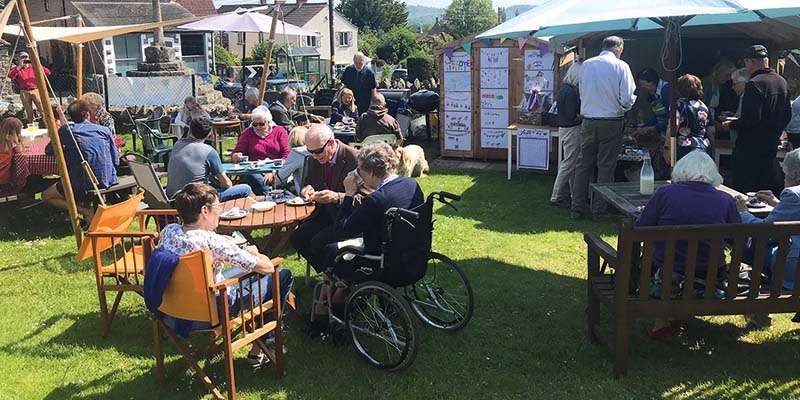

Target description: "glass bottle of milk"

left=640, top=152, right=654, bottom=195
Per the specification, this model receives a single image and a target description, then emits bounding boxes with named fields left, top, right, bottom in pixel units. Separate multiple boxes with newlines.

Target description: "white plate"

left=220, top=207, right=247, bottom=220
left=252, top=201, right=276, bottom=212
left=287, top=197, right=310, bottom=206
left=228, top=164, right=244, bottom=171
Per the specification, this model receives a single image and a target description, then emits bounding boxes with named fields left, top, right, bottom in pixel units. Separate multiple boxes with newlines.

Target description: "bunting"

left=516, top=37, right=526, bottom=50
left=443, top=47, right=455, bottom=60
left=461, top=40, right=472, bottom=53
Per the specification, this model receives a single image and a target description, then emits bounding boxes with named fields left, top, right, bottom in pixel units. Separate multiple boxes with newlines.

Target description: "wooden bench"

left=585, top=219, right=800, bottom=377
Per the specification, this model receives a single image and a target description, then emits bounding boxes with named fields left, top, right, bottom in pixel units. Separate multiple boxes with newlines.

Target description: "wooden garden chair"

left=75, top=190, right=177, bottom=337
left=152, top=250, right=286, bottom=400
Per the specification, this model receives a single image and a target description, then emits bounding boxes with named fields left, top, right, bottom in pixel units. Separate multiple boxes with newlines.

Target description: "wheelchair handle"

left=388, top=207, right=419, bottom=221
left=439, top=191, right=461, bottom=202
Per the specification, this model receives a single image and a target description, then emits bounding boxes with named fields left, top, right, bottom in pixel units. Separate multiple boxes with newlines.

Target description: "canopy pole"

left=75, top=15, right=84, bottom=98
left=665, top=16, right=679, bottom=166
left=17, top=0, right=83, bottom=247
left=328, top=0, right=335, bottom=85
left=258, top=3, right=280, bottom=104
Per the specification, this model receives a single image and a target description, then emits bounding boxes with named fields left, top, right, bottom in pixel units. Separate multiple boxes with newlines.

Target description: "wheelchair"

left=310, top=191, right=474, bottom=371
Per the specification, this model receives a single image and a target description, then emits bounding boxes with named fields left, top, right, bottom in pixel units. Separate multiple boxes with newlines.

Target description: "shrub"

left=214, top=44, right=240, bottom=66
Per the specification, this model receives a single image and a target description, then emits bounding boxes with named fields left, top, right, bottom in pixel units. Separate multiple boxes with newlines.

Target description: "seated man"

left=174, top=95, right=210, bottom=136
left=355, top=92, right=402, bottom=146
left=269, top=87, right=324, bottom=132
left=165, top=117, right=252, bottom=202
left=289, top=124, right=358, bottom=273
left=43, top=99, right=119, bottom=220
left=234, top=87, right=269, bottom=121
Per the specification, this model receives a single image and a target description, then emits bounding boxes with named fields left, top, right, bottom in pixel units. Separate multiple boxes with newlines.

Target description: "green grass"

left=1, top=168, right=799, bottom=399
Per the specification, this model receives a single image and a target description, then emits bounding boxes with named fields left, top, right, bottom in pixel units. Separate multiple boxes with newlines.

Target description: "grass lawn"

left=1, top=164, right=799, bottom=399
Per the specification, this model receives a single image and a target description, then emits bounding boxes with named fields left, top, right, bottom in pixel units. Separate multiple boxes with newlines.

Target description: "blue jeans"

left=217, top=184, right=252, bottom=202
left=162, top=267, right=294, bottom=332
left=238, top=173, right=270, bottom=196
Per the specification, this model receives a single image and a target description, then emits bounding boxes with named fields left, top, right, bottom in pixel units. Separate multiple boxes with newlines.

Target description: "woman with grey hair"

left=174, top=95, right=210, bottom=135
left=636, top=150, right=740, bottom=340
left=737, top=148, right=800, bottom=294
left=310, top=142, right=424, bottom=319
left=549, top=61, right=582, bottom=207
left=234, top=87, right=268, bottom=121
left=231, top=106, right=289, bottom=195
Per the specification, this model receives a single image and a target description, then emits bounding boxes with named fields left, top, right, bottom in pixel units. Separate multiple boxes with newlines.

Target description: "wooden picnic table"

left=216, top=196, right=315, bottom=257
left=591, top=181, right=773, bottom=218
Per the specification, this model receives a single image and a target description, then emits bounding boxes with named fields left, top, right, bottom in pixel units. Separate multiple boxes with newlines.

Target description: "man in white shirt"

left=571, top=36, right=637, bottom=219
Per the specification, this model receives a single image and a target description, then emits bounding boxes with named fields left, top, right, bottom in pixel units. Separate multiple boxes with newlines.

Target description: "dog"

left=396, top=145, right=429, bottom=177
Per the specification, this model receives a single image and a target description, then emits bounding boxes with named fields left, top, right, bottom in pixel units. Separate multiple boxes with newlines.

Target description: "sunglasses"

left=252, top=122, right=266, bottom=127
left=308, top=139, right=330, bottom=155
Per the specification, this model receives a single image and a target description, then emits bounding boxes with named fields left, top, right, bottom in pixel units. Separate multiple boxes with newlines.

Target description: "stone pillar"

left=152, top=0, right=164, bottom=45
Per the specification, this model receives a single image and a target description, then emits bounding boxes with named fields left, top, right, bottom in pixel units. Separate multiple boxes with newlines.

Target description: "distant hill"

left=406, top=4, right=444, bottom=27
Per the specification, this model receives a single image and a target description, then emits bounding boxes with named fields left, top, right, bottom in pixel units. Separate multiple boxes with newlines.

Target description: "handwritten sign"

left=443, top=111, right=471, bottom=132
left=444, top=71, right=471, bottom=92
left=517, top=127, right=550, bottom=170
left=481, top=128, right=508, bottom=149
left=443, top=51, right=472, bottom=72
left=480, top=48, right=508, bottom=69
left=479, top=69, right=508, bottom=89
left=480, top=108, right=509, bottom=129
left=524, top=49, right=555, bottom=71
left=480, top=88, right=508, bottom=109
left=444, top=129, right=471, bottom=151
left=444, top=91, right=471, bottom=112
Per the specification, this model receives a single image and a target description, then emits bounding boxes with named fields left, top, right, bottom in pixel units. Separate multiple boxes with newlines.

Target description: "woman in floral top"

left=157, top=182, right=293, bottom=368
left=675, top=74, right=712, bottom=160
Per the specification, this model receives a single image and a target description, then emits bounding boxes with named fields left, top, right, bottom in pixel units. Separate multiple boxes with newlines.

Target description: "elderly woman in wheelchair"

left=307, top=142, right=474, bottom=371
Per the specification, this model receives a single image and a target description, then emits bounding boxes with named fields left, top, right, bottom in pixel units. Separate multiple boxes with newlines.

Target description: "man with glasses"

left=289, top=124, right=358, bottom=272
left=7, top=51, right=51, bottom=124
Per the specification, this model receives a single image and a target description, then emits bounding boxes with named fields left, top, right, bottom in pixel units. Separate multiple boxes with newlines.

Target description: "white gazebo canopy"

left=177, top=8, right=319, bottom=36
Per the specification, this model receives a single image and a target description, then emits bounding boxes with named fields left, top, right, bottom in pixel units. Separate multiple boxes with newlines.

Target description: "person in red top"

left=0, top=117, right=24, bottom=188
left=231, top=106, right=289, bottom=195
left=7, top=52, right=51, bottom=124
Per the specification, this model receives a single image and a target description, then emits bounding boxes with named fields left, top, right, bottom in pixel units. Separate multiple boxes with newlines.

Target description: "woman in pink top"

left=231, top=107, right=289, bottom=195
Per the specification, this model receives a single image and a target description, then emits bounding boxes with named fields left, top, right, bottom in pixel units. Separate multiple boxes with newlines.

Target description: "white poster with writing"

left=443, top=51, right=472, bottom=72
left=480, top=88, right=509, bottom=109
left=444, top=91, right=472, bottom=111
left=481, top=128, right=508, bottom=149
left=444, top=71, right=471, bottom=92
left=480, top=47, right=509, bottom=69
left=517, top=127, right=550, bottom=170
left=479, top=69, right=508, bottom=89
left=480, top=108, right=509, bottom=129
left=444, top=130, right=472, bottom=151
left=443, top=111, right=471, bottom=132
left=524, top=49, right=555, bottom=71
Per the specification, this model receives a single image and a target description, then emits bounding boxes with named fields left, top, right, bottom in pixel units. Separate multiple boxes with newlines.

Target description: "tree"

left=358, top=28, right=380, bottom=57
left=336, top=0, right=408, bottom=33
left=214, top=44, right=240, bottom=66
left=441, top=0, right=497, bottom=38
left=375, top=27, right=421, bottom=65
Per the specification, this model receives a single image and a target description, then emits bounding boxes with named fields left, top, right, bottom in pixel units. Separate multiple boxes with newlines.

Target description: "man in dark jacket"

left=268, top=87, right=323, bottom=131
left=289, top=124, right=359, bottom=272
left=723, top=45, right=791, bottom=194
left=355, top=92, right=403, bottom=146
left=340, top=52, right=377, bottom=115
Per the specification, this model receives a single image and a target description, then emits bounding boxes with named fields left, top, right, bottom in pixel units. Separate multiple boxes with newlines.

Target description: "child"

left=0, top=117, right=24, bottom=187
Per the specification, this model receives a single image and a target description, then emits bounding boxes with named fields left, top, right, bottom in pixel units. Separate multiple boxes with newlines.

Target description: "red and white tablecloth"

left=5, top=138, right=58, bottom=194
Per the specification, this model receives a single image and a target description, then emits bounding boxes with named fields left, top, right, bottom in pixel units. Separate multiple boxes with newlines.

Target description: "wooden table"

left=212, top=119, right=243, bottom=156
left=217, top=196, right=315, bottom=257
left=302, top=105, right=332, bottom=117
left=591, top=181, right=773, bottom=218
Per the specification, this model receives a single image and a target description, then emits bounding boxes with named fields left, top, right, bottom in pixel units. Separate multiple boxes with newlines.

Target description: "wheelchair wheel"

left=345, top=281, right=419, bottom=371
left=407, top=252, right=474, bottom=331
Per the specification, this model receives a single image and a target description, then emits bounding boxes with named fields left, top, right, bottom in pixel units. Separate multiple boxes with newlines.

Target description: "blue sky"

left=213, top=0, right=549, bottom=10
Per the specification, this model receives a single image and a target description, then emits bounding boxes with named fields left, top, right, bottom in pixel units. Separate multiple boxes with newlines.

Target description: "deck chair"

left=350, top=133, right=401, bottom=149
left=76, top=190, right=176, bottom=337
left=128, top=157, right=172, bottom=210
left=135, top=120, right=175, bottom=164
left=153, top=251, right=286, bottom=400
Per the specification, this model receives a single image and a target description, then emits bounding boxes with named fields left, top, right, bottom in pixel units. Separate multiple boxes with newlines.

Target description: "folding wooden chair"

left=153, top=251, right=286, bottom=400
left=76, top=190, right=177, bottom=337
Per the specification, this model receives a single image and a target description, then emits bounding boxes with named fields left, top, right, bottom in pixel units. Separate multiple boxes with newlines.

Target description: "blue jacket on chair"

left=144, top=248, right=192, bottom=337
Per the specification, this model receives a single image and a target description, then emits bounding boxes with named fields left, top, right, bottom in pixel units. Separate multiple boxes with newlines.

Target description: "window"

left=44, top=0, right=49, bottom=11
left=304, top=35, right=317, bottom=48
left=113, top=34, right=142, bottom=75
left=337, top=31, right=352, bottom=47
left=180, top=33, right=207, bottom=73
left=236, top=32, right=245, bottom=45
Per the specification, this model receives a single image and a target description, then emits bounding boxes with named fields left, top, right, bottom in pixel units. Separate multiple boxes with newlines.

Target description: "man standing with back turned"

left=571, top=36, right=637, bottom=220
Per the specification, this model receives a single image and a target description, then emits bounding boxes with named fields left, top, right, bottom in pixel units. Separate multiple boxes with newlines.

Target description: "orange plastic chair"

left=76, top=190, right=178, bottom=337
left=152, top=250, right=286, bottom=400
